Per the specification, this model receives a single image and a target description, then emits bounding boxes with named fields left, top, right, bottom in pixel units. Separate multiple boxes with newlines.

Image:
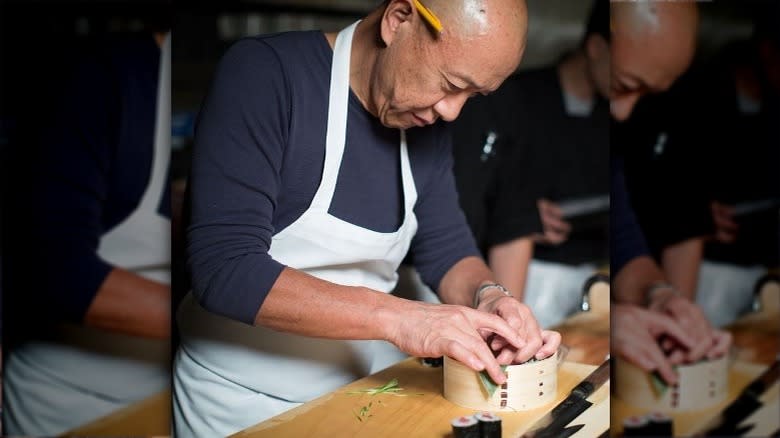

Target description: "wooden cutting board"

left=233, top=358, right=609, bottom=438
left=611, top=361, right=779, bottom=437
left=61, top=389, right=171, bottom=437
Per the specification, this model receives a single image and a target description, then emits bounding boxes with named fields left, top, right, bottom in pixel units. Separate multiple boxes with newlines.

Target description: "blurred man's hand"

left=710, top=201, right=739, bottom=243
left=535, top=198, right=571, bottom=245
left=613, top=303, right=696, bottom=384
left=647, top=287, right=732, bottom=362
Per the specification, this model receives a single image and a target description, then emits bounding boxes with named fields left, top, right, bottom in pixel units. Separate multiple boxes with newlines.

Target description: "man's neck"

left=557, top=49, right=595, bottom=102
left=324, top=13, right=380, bottom=118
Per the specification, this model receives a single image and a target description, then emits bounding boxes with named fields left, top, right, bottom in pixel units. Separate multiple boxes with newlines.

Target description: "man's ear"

left=380, top=0, right=415, bottom=47
left=585, top=34, right=609, bottom=63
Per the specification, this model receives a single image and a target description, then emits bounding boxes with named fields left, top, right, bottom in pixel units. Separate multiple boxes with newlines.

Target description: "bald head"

left=612, top=1, right=698, bottom=46
left=425, top=0, right=527, bottom=40
left=610, top=1, right=699, bottom=120
left=422, top=0, right=528, bottom=77
left=356, top=0, right=528, bottom=129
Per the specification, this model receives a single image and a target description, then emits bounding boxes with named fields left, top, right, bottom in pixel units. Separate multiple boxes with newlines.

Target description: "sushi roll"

left=646, top=411, right=673, bottom=436
left=623, top=415, right=650, bottom=436
left=474, top=411, right=502, bottom=438
left=421, top=357, right=444, bottom=367
left=451, top=415, right=480, bottom=438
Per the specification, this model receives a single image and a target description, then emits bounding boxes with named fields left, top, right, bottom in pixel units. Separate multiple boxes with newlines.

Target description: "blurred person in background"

left=2, top=24, right=172, bottom=435
left=450, top=0, right=609, bottom=329
left=695, top=4, right=780, bottom=327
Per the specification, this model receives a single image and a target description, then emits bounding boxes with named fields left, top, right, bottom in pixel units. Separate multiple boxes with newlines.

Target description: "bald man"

left=609, top=1, right=730, bottom=385
left=173, top=0, right=559, bottom=435
left=610, top=0, right=698, bottom=120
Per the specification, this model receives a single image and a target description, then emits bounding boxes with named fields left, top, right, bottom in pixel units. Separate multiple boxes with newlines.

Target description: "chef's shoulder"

left=214, top=31, right=329, bottom=88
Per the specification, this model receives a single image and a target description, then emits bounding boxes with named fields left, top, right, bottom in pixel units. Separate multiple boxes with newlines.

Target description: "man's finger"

left=536, top=330, right=561, bottom=359
left=545, top=216, right=572, bottom=234
left=620, top=340, right=677, bottom=385
left=645, top=311, right=696, bottom=351
left=468, top=310, right=526, bottom=351
left=444, top=339, right=486, bottom=373
left=512, top=316, right=543, bottom=363
left=707, top=330, right=732, bottom=359
left=496, top=346, right=517, bottom=365
left=469, top=337, right=507, bottom=385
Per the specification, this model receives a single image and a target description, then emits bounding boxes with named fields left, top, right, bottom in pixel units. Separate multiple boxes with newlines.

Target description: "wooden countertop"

left=235, top=309, right=611, bottom=437
left=68, top=294, right=778, bottom=437
left=233, top=359, right=609, bottom=438
left=612, top=308, right=780, bottom=436
left=62, top=389, right=171, bottom=437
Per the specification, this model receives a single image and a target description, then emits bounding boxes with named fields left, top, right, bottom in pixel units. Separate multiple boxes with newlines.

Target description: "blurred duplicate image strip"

left=610, top=0, right=780, bottom=436
left=1, top=0, right=173, bottom=435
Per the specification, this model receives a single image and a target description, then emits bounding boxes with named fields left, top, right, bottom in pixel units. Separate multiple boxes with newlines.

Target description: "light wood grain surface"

left=612, top=361, right=779, bottom=437
left=611, top=308, right=780, bottom=437
left=61, top=389, right=171, bottom=437
left=232, top=304, right=611, bottom=437
left=728, top=309, right=779, bottom=365
left=552, top=313, right=610, bottom=366
left=233, top=359, right=609, bottom=438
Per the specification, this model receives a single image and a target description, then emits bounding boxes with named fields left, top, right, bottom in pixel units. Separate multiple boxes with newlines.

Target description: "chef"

left=173, top=0, right=559, bottom=435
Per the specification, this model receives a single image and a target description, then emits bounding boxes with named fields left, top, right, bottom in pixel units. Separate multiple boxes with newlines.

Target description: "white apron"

left=173, top=21, right=419, bottom=437
left=696, top=259, right=764, bottom=328
left=4, top=34, right=172, bottom=436
left=524, top=259, right=595, bottom=329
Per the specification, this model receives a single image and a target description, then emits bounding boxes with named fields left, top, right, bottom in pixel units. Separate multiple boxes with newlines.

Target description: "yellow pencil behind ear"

left=413, top=0, right=444, bottom=34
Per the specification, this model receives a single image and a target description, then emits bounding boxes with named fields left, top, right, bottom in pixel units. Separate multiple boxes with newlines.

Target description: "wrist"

left=644, top=282, right=682, bottom=310
left=473, top=283, right=512, bottom=308
left=370, top=288, right=407, bottom=342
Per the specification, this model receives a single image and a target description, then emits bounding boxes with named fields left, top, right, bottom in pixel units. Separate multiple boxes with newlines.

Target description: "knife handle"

left=571, top=381, right=595, bottom=399
left=570, top=359, right=610, bottom=399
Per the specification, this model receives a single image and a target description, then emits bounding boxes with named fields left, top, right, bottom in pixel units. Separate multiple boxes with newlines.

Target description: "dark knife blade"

left=704, top=423, right=755, bottom=437
left=519, top=359, right=611, bottom=438
left=695, top=358, right=780, bottom=437
left=530, top=398, right=592, bottom=438
left=557, top=423, right=586, bottom=438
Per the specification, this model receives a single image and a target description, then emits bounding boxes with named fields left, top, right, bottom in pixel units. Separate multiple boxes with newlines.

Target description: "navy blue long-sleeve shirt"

left=7, top=35, right=168, bottom=331
left=187, top=31, right=479, bottom=325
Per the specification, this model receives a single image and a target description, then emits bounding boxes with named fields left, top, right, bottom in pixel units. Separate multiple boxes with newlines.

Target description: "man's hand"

left=711, top=201, right=739, bottom=243
left=647, top=289, right=732, bottom=362
left=613, top=304, right=696, bottom=384
left=476, top=290, right=561, bottom=365
left=385, top=300, right=529, bottom=385
left=535, top=198, right=571, bottom=245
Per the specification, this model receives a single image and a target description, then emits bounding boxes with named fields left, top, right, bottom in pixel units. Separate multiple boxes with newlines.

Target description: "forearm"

left=255, top=266, right=406, bottom=341
left=487, top=238, right=533, bottom=302
left=84, top=268, right=170, bottom=338
left=660, top=237, right=703, bottom=299
left=437, top=256, right=495, bottom=307
left=612, top=256, right=666, bottom=306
